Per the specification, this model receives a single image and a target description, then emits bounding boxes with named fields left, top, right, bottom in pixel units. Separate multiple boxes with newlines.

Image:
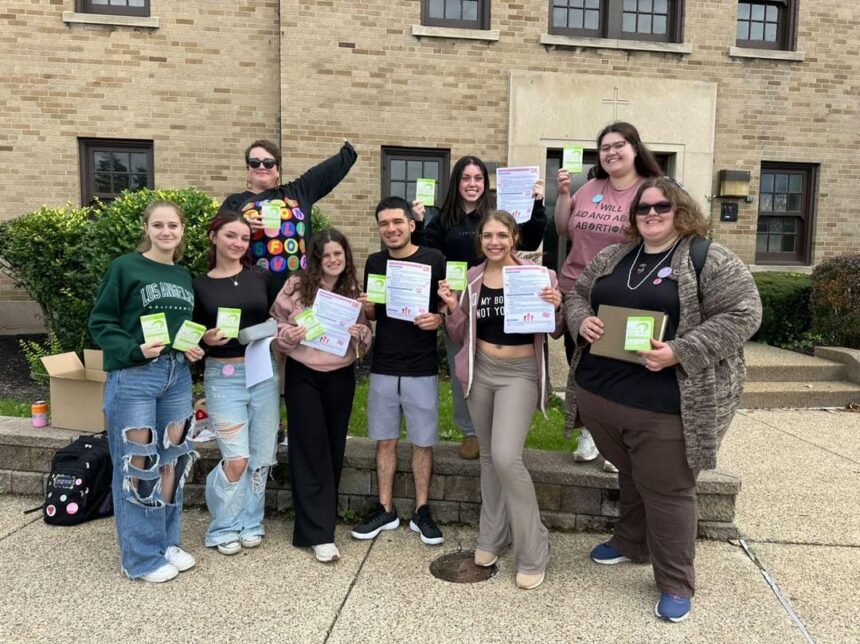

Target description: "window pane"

left=622, top=13, right=636, bottom=32
left=407, top=161, right=423, bottom=181
left=737, top=22, right=749, bottom=40
left=390, top=182, right=405, bottom=199
left=774, top=193, right=787, bottom=211
left=639, top=0, right=652, bottom=11
left=129, top=0, right=145, bottom=5
left=92, top=0, right=109, bottom=4
left=775, top=174, right=788, bottom=192
left=111, top=153, right=129, bottom=172
left=584, top=9, right=599, bottom=29
left=131, top=152, right=148, bottom=172
left=738, top=3, right=750, bottom=20
left=639, top=15, right=652, bottom=33
left=750, top=22, right=764, bottom=40
left=789, top=174, right=802, bottom=192
left=765, top=23, right=777, bottom=41
left=751, top=4, right=765, bottom=20
left=463, top=0, right=478, bottom=21
left=586, top=0, right=599, bottom=7
left=766, top=4, right=778, bottom=21
left=768, top=235, right=782, bottom=252
left=94, top=151, right=111, bottom=171
left=553, top=7, right=566, bottom=27
left=756, top=234, right=767, bottom=252
left=759, top=194, right=773, bottom=212
left=445, top=0, right=459, bottom=20
left=428, top=0, right=444, bottom=19
left=423, top=163, right=439, bottom=181
left=113, top=173, right=129, bottom=192
left=768, top=217, right=782, bottom=232
left=653, top=15, right=667, bottom=34
left=783, top=218, right=796, bottom=233
left=110, top=0, right=128, bottom=5
left=760, top=173, right=774, bottom=192
left=782, top=235, right=795, bottom=252
left=94, top=173, right=111, bottom=193
left=624, top=0, right=636, bottom=10
left=406, top=183, right=417, bottom=202
left=132, top=173, right=148, bottom=190
left=571, top=8, right=583, bottom=27
left=391, top=160, right=405, bottom=180
left=654, top=0, right=667, bottom=12
left=786, top=193, right=801, bottom=211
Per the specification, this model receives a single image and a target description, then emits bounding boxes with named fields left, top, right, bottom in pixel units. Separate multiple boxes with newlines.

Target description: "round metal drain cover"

left=429, top=550, right=497, bottom=584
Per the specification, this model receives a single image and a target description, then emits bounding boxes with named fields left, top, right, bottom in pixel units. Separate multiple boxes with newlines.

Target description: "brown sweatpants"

left=575, top=384, right=698, bottom=597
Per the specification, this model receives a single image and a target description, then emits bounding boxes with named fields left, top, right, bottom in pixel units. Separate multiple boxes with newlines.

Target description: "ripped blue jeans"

left=104, top=352, right=195, bottom=579
left=203, top=358, right=280, bottom=547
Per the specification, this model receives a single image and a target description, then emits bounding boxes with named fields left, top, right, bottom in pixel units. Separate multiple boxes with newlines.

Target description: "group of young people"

left=89, top=123, right=761, bottom=624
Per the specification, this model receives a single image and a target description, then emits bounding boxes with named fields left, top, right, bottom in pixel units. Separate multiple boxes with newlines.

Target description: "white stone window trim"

left=412, top=25, right=500, bottom=42
left=748, top=264, right=812, bottom=274
left=540, top=33, right=692, bottom=55
left=728, top=46, right=805, bottom=62
left=63, top=11, right=159, bottom=29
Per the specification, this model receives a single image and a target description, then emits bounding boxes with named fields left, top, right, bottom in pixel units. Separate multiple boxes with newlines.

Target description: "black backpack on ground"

left=27, top=433, right=114, bottom=526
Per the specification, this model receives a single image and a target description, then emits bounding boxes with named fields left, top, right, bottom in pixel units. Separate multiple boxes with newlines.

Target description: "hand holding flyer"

left=294, top=309, right=325, bottom=341
left=496, top=166, right=540, bottom=223
left=301, top=289, right=362, bottom=357
left=446, top=261, right=468, bottom=291
left=140, top=313, right=171, bottom=345
left=502, top=265, right=555, bottom=334
left=172, top=320, right=206, bottom=352
left=385, top=259, right=432, bottom=322
left=216, top=308, right=242, bottom=339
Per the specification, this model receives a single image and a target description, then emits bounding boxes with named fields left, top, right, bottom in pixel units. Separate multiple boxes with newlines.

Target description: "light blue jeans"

left=203, top=358, right=280, bottom=547
left=104, top=352, right=195, bottom=579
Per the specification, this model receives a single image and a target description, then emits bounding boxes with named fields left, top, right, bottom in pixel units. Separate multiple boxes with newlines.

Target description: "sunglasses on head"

left=247, top=157, right=277, bottom=169
left=635, top=201, right=673, bottom=216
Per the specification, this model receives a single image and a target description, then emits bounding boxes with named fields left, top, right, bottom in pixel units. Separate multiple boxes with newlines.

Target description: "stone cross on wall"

left=602, top=87, right=630, bottom=120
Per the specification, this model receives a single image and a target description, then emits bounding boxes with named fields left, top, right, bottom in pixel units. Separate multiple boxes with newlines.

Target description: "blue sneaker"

left=590, top=542, right=632, bottom=565
left=655, top=593, right=691, bottom=622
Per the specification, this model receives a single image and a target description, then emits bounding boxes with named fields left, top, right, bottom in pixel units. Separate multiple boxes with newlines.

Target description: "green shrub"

left=752, top=272, right=813, bottom=349
left=811, top=254, right=860, bottom=349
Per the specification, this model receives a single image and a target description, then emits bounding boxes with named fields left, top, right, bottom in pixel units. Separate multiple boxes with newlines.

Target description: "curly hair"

left=626, top=177, right=710, bottom=241
left=297, top=228, right=361, bottom=305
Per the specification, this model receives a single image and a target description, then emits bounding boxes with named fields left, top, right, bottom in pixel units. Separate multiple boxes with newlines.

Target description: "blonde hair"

left=475, top=210, right=520, bottom=259
left=136, top=200, right=187, bottom=261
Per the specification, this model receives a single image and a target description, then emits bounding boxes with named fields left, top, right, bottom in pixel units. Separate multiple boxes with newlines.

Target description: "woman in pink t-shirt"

left=554, top=122, right=663, bottom=469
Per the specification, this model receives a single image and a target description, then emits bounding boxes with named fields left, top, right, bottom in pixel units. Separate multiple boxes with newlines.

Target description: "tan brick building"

left=1, top=0, right=857, bottom=332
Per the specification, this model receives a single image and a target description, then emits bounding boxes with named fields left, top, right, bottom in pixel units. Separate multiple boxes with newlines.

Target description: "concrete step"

left=744, top=342, right=845, bottom=382
left=741, top=380, right=860, bottom=409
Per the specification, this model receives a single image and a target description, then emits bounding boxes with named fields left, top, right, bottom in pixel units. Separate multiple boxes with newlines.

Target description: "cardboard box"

left=40, top=350, right=107, bottom=431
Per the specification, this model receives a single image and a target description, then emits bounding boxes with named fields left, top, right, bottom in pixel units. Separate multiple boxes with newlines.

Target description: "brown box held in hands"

left=40, top=349, right=107, bottom=431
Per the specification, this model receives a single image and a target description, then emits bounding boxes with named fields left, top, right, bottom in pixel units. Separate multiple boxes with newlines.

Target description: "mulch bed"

left=0, top=334, right=49, bottom=402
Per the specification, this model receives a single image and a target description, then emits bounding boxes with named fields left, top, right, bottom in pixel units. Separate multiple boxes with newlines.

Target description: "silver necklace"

left=626, top=237, right=681, bottom=290
left=230, top=271, right=240, bottom=286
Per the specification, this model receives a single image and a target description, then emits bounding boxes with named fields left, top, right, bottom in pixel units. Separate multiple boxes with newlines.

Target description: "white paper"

left=496, top=166, right=540, bottom=224
left=502, top=265, right=555, bottom=334
left=300, top=289, right=362, bottom=358
left=385, top=259, right=432, bottom=322
left=244, top=337, right=275, bottom=388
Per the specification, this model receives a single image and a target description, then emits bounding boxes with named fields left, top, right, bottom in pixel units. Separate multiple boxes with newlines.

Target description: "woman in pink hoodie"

left=438, top=210, right=563, bottom=590
left=271, top=228, right=371, bottom=563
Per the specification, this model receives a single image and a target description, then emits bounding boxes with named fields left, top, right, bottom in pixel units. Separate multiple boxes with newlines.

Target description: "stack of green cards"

left=140, top=313, right=171, bottom=345
left=415, top=178, right=436, bottom=207
left=261, top=202, right=282, bottom=230
left=446, top=261, right=468, bottom=291
left=172, top=320, right=207, bottom=352
left=624, top=316, right=654, bottom=351
left=367, top=274, right=387, bottom=304
left=294, top=309, right=325, bottom=341
left=562, top=145, right=584, bottom=174
left=216, top=307, right=242, bottom=339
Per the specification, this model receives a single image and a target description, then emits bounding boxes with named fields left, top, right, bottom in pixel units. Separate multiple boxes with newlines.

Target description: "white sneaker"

left=573, top=429, right=599, bottom=462
left=313, top=543, right=340, bottom=563
left=164, top=546, right=196, bottom=572
left=241, top=534, right=262, bottom=549
left=603, top=459, right=619, bottom=473
left=217, top=540, right=242, bottom=556
left=140, top=563, right=179, bottom=583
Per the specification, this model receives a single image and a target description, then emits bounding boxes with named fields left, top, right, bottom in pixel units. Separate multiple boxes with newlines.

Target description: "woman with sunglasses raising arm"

left=219, top=139, right=358, bottom=292
left=554, top=122, right=663, bottom=471
left=564, top=177, right=761, bottom=622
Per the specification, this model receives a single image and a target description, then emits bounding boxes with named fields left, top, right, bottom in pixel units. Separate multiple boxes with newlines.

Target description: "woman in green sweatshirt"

left=89, top=200, right=204, bottom=583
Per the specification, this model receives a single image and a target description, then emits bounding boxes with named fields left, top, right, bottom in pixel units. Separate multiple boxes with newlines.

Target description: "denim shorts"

left=367, top=373, right=439, bottom=447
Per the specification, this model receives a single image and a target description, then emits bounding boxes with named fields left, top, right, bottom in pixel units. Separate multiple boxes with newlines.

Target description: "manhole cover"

left=429, top=550, right=497, bottom=584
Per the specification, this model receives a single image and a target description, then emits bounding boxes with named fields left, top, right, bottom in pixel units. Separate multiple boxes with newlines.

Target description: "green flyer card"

left=446, top=261, right=468, bottom=291
left=216, top=307, right=242, bottom=339
left=367, top=274, right=387, bottom=304
left=140, top=313, right=171, bottom=345
left=172, top=320, right=207, bottom=352
left=261, top=202, right=281, bottom=230
left=415, top=178, right=436, bottom=207
left=294, top=309, right=325, bottom=341
left=624, top=316, right=654, bottom=351
left=562, top=145, right=584, bottom=173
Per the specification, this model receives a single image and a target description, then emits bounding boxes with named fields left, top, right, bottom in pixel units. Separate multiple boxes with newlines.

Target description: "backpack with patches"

left=35, top=433, right=114, bottom=525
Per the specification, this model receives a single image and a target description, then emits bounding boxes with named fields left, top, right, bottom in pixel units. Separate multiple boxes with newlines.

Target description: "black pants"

left=284, top=358, right=356, bottom=547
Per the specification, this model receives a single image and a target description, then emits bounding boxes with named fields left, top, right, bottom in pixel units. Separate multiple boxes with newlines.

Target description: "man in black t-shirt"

left=350, top=197, right=446, bottom=546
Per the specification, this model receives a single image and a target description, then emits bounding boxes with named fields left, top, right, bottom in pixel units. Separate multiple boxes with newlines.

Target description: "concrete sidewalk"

left=1, top=408, right=858, bottom=643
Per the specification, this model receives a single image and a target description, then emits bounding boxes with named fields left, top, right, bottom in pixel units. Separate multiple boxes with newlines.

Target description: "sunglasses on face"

left=247, top=157, right=277, bottom=169
left=635, top=201, right=673, bottom=216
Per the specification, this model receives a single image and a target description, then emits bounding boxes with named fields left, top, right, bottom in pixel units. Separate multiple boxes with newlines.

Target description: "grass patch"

left=0, top=398, right=32, bottom=418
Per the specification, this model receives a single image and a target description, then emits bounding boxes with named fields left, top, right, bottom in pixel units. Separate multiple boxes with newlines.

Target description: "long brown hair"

left=626, top=177, right=711, bottom=240
left=593, top=122, right=663, bottom=180
left=439, top=156, right=493, bottom=229
left=297, top=228, right=360, bottom=305
left=136, top=200, right=186, bottom=262
left=206, top=210, right=252, bottom=270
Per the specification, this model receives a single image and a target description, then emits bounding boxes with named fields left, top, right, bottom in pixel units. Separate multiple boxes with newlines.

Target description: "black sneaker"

left=350, top=502, right=399, bottom=540
left=409, top=505, right=444, bottom=545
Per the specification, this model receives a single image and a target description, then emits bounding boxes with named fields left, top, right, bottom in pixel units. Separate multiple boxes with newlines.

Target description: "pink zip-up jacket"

left=444, top=256, right=564, bottom=415
left=271, top=275, right=371, bottom=371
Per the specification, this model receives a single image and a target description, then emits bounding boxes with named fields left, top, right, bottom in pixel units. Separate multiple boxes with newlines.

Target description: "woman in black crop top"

left=192, top=211, right=281, bottom=557
left=439, top=210, right=563, bottom=591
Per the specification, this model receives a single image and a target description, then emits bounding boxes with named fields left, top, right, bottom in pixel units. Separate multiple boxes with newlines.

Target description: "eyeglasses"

left=635, top=201, right=673, bottom=216
left=247, top=157, right=277, bottom=169
left=599, top=141, right=629, bottom=154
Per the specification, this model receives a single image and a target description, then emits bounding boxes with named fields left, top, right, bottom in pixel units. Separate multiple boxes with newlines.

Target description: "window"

left=755, top=163, right=816, bottom=264
left=79, top=139, right=154, bottom=206
left=422, top=0, right=490, bottom=29
left=736, top=1, right=796, bottom=50
left=381, top=147, right=450, bottom=205
left=548, top=0, right=683, bottom=43
left=77, top=0, right=150, bottom=18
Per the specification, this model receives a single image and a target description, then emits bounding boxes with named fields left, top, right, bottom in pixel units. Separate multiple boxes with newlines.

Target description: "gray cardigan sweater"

left=563, top=237, right=763, bottom=471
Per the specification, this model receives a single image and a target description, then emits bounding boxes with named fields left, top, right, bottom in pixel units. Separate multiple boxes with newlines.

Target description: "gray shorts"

left=367, top=374, right=439, bottom=447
